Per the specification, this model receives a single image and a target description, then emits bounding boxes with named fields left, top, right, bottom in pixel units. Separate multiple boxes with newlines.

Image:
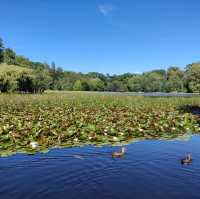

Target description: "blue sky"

left=1, top=0, right=200, bottom=74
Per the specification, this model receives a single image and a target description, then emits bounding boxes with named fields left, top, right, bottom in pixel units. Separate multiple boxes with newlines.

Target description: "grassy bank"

left=0, top=92, right=200, bottom=156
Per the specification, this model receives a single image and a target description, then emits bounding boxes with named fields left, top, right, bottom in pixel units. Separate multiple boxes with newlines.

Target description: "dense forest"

left=0, top=37, right=200, bottom=93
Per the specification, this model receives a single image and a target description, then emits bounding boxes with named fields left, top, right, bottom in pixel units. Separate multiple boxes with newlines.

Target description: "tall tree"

left=165, top=66, right=184, bottom=92
left=142, top=71, right=166, bottom=92
left=0, top=38, right=4, bottom=63
left=88, top=78, right=105, bottom=91
left=73, top=80, right=83, bottom=91
left=15, top=56, right=30, bottom=68
left=185, top=62, right=200, bottom=92
left=49, top=61, right=57, bottom=89
left=3, top=48, right=16, bottom=65
left=33, top=69, right=52, bottom=93
left=128, top=75, right=143, bottom=92
left=105, top=80, right=128, bottom=92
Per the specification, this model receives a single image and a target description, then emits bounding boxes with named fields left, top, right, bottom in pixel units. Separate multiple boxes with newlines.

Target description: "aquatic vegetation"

left=0, top=92, right=200, bottom=156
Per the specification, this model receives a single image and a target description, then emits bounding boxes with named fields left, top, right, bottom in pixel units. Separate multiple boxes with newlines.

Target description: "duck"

left=112, top=147, right=125, bottom=158
left=181, top=154, right=192, bottom=164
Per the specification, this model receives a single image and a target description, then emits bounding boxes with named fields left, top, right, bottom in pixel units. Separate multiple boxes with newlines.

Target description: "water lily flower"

left=74, top=138, right=78, bottom=142
left=104, top=133, right=108, bottom=136
left=88, top=136, right=92, bottom=140
left=30, top=141, right=38, bottom=149
left=139, top=128, right=144, bottom=132
left=113, top=137, right=118, bottom=141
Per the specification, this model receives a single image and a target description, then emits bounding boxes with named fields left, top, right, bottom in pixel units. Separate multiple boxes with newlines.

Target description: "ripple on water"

left=1, top=136, right=200, bottom=199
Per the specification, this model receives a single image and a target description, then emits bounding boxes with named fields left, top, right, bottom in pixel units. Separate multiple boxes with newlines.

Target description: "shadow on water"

left=178, top=105, right=200, bottom=116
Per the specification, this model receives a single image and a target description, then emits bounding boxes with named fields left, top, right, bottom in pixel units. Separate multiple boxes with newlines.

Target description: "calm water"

left=0, top=136, right=200, bottom=199
left=86, top=91, right=200, bottom=97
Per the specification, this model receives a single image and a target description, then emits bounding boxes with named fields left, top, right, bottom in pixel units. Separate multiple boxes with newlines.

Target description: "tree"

left=49, top=61, right=58, bottom=89
left=167, top=66, right=184, bottom=79
left=0, top=64, right=35, bottom=93
left=73, top=80, right=83, bottom=91
left=185, top=63, right=200, bottom=92
left=3, top=48, right=16, bottom=65
left=81, top=80, right=90, bottom=91
left=15, top=55, right=30, bottom=68
left=165, top=76, right=184, bottom=92
left=33, top=69, right=52, bottom=93
left=105, top=80, right=128, bottom=92
left=127, top=75, right=143, bottom=92
left=142, top=71, right=166, bottom=92
left=88, top=78, right=105, bottom=91
left=17, top=72, right=35, bottom=93
left=0, top=71, right=18, bottom=92
left=0, top=38, right=4, bottom=63
left=165, top=66, right=184, bottom=92
left=86, top=72, right=107, bottom=84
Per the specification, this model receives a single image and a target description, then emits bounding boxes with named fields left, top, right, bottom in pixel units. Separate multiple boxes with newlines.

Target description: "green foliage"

left=73, top=80, right=83, bottom=91
left=15, top=56, right=30, bottom=67
left=167, top=66, right=184, bottom=79
left=106, top=80, right=128, bottom=92
left=185, top=63, right=200, bottom=93
left=17, top=72, right=35, bottom=92
left=128, top=75, right=143, bottom=92
left=0, top=93, right=200, bottom=156
left=33, top=69, right=52, bottom=93
left=3, top=48, right=16, bottom=65
left=1, top=36, right=200, bottom=93
left=0, top=38, right=4, bottom=63
left=0, top=63, right=34, bottom=93
left=88, top=78, right=105, bottom=91
left=0, top=63, right=52, bottom=93
left=165, top=76, right=184, bottom=92
left=142, top=71, right=166, bottom=92
left=165, top=67, right=185, bottom=92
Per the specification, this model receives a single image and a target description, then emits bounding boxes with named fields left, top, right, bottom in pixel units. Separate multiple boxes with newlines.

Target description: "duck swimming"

left=112, top=147, right=125, bottom=158
left=181, top=154, right=192, bottom=164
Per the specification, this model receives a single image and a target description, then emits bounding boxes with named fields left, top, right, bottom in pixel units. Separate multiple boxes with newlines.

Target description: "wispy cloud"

left=98, top=4, right=116, bottom=16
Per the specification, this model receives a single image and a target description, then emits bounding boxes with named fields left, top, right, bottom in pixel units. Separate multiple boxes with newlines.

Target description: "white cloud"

left=98, top=4, right=116, bottom=16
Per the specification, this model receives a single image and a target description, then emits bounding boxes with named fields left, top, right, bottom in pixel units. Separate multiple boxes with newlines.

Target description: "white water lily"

left=120, top=132, right=124, bottom=136
left=30, top=141, right=38, bottom=149
left=139, top=128, right=144, bottom=132
left=104, top=133, right=108, bottom=136
left=113, top=136, right=118, bottom=141
left=74, top=138, right=78, bottom=142
left=52, top=145, right=61, bottom=149
left=88, top=136, right=92, bottom=140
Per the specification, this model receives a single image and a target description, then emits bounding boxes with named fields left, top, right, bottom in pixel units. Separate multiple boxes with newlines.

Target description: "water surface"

left=0, top=136, right=200, bottom=199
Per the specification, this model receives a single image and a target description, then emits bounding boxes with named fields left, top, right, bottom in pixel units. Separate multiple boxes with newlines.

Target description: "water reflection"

left=0, top=136, right=200, bottom=199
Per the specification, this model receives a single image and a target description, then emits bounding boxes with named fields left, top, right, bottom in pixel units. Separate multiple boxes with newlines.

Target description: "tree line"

left=0, top=37, right=200, bottom=93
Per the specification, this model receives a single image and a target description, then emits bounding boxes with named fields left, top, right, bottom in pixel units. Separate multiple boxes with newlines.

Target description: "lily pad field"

left=0, top=92, right=200, bottom=156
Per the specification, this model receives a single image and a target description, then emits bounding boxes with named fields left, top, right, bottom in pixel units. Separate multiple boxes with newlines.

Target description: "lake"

left=78, top=91, right=200, bottom=97
left=0, top=135, right=200, bottom=199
